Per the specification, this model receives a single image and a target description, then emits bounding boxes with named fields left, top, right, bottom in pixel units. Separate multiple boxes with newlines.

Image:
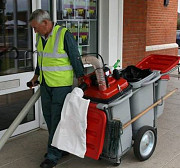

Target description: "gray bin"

left=129, top=71, right=157, bottom=89
left=154, top=65, right=180, bottom=117
left=97, top=91, right=132, bottom=160
left=129, top=72, right=161, bottom=137
left=155, top=79, right=168, bottom=117
left=130, top=84, right=154, bottom=136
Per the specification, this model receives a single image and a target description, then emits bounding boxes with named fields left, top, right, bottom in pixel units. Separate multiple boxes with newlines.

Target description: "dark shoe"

left=40, top=159, right=56, bottom=168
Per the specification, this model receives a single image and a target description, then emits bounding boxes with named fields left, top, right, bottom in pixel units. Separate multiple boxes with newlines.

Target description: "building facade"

left=123, top=0, right=178, bottom=67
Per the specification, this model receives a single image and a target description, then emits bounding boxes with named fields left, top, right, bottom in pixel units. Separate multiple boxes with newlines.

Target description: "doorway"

left=0, top=0, right=39, bottom=138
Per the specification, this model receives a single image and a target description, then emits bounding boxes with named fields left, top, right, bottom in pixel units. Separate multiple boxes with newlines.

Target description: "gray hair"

left=29, top=9, right=51, bottom=23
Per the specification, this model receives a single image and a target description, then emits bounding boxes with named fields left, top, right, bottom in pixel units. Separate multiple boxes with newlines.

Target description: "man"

left=28, top=9, right=84, bottom=168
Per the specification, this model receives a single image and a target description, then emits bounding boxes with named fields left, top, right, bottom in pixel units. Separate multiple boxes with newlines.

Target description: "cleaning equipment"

left=120, top=54, right=180, bottom=137
left=81, top=54, right=132, bottom=164
left=100, top=91, right=133, bottom=164
left=80, top=54, right=179, bottom=166
left=81, top=55, right=107, bottom=91
left=52, top=87, right=90, bottom=158
left=81, top=55, right=131, bottom=103
left=136, top=54, right=180, bottom=117
left=85, top=103, right=107, bottom=160
left=84, top=86, right=133, bottom=164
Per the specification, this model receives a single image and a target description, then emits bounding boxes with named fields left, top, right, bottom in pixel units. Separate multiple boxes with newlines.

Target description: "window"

left=0, top=0, right=33, bottom=76
left=56, top=0, right=98, bottom=55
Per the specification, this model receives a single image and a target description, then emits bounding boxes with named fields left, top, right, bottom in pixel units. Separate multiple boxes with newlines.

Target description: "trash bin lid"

left=136, top=54, right=180, bottom=73
left=85, top=103, right=106, bottom=160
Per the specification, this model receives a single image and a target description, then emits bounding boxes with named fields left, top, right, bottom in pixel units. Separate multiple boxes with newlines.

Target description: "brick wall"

left=123, top=0, right=178, bottom=67
left=146, top=0, right=177, bottom=45
left=123, top=0, right=147, bottom=67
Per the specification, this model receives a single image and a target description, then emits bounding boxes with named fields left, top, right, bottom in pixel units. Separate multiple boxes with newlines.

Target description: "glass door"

left=56, top=0, right=98, bottom=55
left=0, top=0, right=39, bottom=138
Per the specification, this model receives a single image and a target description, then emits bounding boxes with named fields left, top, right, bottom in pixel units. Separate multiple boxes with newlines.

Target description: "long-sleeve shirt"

left=35, top=29, right=84, bottom=78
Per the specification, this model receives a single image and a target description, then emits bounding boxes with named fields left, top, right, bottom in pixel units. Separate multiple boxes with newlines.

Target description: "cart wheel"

left=133, top=126, right=157, bottom=161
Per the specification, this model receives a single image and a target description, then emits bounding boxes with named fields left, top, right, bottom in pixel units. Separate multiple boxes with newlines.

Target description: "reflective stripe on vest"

left=38, top=51, right=68, bottom=58
left=36, top=25, right=73, bottom=87
left=40, top=65, right=73, bottom=71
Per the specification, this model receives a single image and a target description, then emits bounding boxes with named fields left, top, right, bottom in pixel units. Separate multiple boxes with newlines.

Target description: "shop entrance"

left=0, top=0, right=100, bottom=138
left=0, top=0, right=39, bottom=138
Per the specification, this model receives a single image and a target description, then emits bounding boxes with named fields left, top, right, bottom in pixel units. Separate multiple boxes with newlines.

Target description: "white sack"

left=52, top=87, right=90, bottom=158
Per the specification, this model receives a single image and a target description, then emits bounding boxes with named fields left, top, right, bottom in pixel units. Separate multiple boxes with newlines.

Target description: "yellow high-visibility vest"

left=36, top=25, right=73, bottom=87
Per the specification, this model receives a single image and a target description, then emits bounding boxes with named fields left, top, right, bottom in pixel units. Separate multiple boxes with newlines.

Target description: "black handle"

left=27, top=81, right=40, bottom=87
left=78, top=82, right=87, bottom=91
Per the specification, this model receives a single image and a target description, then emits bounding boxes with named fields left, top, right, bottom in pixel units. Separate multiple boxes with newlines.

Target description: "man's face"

left=30, top=20, right=47, bottom=36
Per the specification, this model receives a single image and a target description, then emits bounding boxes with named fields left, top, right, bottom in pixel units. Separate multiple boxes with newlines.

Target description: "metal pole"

left=0, top=88, right=41, bottom=151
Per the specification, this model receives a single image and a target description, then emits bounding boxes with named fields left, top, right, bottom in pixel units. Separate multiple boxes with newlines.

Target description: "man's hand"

left=78, top=76, right=84, bottom=86
left=27, top=75, right=39, bottom=88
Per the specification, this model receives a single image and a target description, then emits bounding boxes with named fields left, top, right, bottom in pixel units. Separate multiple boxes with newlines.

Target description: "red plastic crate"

left=136, top=54, right=180, bottom=73
left=85, top=103, right=107, bottom=160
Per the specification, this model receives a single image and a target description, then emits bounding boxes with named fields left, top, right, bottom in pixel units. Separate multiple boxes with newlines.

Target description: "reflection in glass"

left=0, top=89, right=35, bottom=131
left=67, top=21, right=78, bottom=42
left=79, top=21, right=89, bottom=46
left=41, top=0, right=51, bottom=12
left=57, top=0, right=98, bottom=55
left=86, top=0, right=97, bottom=19
left=0, top=0, right=33, bottom=76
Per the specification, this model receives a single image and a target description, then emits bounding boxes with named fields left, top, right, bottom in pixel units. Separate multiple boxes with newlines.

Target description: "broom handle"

left=123, top=88, right=178, bottom=129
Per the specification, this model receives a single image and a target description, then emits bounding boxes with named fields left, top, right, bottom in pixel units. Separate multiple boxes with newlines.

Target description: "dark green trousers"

left=40, top=83, right=72, bottom=163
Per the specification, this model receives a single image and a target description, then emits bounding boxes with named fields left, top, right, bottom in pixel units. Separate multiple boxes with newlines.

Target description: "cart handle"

left=141, top=72, right=161, bottom=87
left=96, top=90, right=133, bottom=110
left=141, top=65, right=180, bottom=87
left=108, top=91, right=133, bottom=107
left=123, top=88, right=178, bottom=130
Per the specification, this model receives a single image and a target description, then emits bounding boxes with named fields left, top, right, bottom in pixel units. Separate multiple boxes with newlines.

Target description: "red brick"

left=122, top=0, right=178, bottom=67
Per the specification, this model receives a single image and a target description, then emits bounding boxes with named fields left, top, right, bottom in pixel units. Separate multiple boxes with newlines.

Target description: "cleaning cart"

left=81, top=54, right=180, bottom=166
left=136, top=54, right=180, bottom=117
left=122, top=54, right=180, bottom=161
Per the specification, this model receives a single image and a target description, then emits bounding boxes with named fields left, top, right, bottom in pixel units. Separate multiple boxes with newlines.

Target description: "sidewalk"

left=0, top=73, right=180, bottom=168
